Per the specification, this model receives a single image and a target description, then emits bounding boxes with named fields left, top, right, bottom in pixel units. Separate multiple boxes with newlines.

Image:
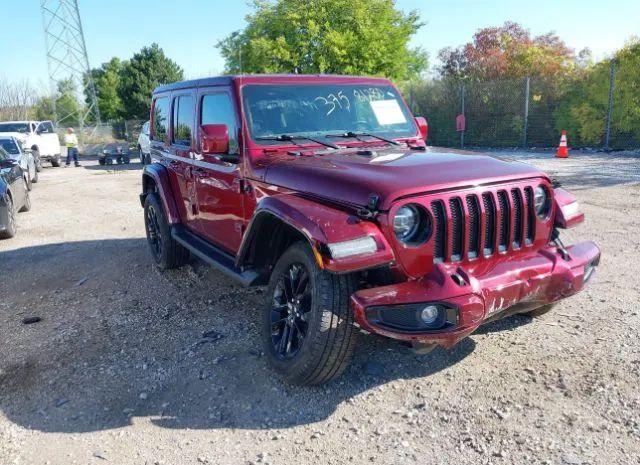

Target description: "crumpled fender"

left=238, top=194, right=395, bottom=273
left=140, top=164, right=180, bottom=224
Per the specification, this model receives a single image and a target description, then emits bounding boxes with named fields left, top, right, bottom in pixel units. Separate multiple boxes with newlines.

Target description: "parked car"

left=0, top=146, right=31, bottom=239
left=0, top=120, right=62, bottom=168
left=138, top=121, right=151, bottom=164
left=140, top=75, right=600, bottom=386
left=99, top=144, right=130, bottom=165
left=0, top=135, right=38, bottom=190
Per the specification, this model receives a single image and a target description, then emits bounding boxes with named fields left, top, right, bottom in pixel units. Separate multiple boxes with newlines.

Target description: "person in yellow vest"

left=64, top=127, right=80, bottom=167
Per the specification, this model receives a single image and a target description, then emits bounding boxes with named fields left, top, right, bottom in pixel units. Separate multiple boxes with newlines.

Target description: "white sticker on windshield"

left=370, top=99, right=407, bottom=125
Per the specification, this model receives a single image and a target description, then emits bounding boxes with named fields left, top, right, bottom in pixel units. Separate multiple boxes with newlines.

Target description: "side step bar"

left=171, top=225, right=260, bottom=287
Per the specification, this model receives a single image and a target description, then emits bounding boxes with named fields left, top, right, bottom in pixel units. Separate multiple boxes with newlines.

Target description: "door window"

left=201, top=93, right=238, bottom=153
left=151, top=97, right=170, bottom=142
left=173, top=95, right=194, bottom=147
left=38, top=122, right=55, bottom=133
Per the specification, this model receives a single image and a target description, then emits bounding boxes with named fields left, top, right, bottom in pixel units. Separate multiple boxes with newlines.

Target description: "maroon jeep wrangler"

left=140, top=75, right=600, bottom=385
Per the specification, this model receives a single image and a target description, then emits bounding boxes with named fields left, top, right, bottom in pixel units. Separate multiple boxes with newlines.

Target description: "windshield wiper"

left=326, top=131, right=401, bottom=146
left=256, top=134, right=339, bottom=150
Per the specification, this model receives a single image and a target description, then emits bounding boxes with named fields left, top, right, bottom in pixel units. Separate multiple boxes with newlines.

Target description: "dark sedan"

left=0, top=146, right=31, bottom=239
left=0, top=136, right=38, bottom=190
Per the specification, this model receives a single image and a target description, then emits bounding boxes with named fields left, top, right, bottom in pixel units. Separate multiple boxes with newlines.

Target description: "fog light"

left=420, top=305, right=440, bottom=324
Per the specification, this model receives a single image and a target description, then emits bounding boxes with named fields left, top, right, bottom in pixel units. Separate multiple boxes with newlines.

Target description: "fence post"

left=523, top=76, right=530, bottom=148
left=460, top=83, right=465, bottom=149
left=604, top=59, right=616, bottom=151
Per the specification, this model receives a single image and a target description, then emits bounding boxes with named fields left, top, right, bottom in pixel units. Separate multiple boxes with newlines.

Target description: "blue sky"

left=0, top=0, right=638, bottom=89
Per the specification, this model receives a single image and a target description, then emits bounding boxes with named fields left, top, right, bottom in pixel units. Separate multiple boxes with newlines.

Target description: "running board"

left=171, top=225, right=260, bottom=287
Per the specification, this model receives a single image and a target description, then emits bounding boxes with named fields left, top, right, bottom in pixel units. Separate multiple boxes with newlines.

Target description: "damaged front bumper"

left=350, top=241, right=600, bottom=348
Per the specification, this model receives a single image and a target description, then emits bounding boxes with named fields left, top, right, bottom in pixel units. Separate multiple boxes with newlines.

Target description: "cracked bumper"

left=350, top=241, right=600, bottom=347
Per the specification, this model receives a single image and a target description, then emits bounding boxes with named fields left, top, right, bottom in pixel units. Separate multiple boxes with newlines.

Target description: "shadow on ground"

left=0, top=239, right=532, bottom=434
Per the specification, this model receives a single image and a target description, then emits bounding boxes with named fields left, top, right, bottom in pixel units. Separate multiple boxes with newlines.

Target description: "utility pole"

left=604, top=59, right=616, bottom=151
left=41, top=0, right=100, bottom=128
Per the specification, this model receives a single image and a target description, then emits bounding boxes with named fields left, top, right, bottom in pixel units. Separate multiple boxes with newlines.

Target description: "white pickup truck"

left=0, top=120, right=62, bottom=168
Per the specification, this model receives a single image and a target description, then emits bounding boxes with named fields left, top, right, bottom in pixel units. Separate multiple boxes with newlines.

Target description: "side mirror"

left=415, top=117, right=428, bottom=142
left=200, top=124, right=230, bottom=155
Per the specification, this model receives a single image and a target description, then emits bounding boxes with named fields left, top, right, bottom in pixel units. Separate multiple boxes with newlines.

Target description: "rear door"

left=193, top=89, right=244, bottom=253
left=169, top=92, right=199, bottom=231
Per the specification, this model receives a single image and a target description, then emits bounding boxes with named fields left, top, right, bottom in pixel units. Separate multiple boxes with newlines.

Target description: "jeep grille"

left=431, top=185, right=538, bottom=263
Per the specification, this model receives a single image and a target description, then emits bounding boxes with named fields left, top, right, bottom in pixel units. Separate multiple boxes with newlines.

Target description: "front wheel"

left=19, top=181, right=31, bottom=212
left=262, top=241, right=358, bottom=386
left=0, top=196, right=17, bottom=239
left=143, top=193, right=189, bottom=270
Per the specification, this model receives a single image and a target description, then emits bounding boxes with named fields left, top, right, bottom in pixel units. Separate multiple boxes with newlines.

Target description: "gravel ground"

left=0, top=152, right=639, bottom=465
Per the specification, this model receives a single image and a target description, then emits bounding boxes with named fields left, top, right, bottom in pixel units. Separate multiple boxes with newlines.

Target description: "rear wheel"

left=51, top=156, right=61, bottom=168
left=524, top=303, right=556, bottom=317
left=139, top=148, right=145, bottom=164
left=262, top=241, right=358, bottom=386
left=144, top=193, right=189, bottom=270
left=32, top=166, right=38, bottom=183
left=0, top=195, right=17, bottom=239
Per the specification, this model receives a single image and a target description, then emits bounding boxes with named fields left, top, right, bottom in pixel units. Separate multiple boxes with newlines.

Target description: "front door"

left=193, top=90, right=244, bottom=253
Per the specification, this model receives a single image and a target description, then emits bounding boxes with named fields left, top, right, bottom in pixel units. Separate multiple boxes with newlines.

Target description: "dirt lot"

left=1, top=152, right=639, bottom=465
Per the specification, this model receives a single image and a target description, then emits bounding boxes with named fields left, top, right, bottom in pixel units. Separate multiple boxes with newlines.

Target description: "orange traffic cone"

left=556, top=130, right=569, bottom=158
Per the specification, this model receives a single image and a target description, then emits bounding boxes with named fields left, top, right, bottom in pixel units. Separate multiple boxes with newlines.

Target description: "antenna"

left=41, top=0, right=101, bottom=128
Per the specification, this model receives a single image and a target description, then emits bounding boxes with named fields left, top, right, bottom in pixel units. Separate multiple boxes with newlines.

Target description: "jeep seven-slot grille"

left=430, top=186, right=537, bottom=263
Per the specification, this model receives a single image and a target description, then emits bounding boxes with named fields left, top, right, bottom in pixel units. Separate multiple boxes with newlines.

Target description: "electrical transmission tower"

left=41, top=0, right=100, bottom=127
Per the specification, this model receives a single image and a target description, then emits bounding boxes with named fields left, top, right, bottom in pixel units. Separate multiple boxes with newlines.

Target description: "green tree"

left=555, top=40, right=640, bottom=147
left=32, top=96, right=56, bottom=121
left=55, top=79, right=81, bottom=126
left=89, top=57, right=125, bottom=121
left=118, top=44, right=184, bottom=119
left=218, top=0, right=428, bottom=80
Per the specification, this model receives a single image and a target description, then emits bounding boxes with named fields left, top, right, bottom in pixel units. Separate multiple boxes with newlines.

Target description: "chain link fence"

left=407, top=56, right=640, bottom=151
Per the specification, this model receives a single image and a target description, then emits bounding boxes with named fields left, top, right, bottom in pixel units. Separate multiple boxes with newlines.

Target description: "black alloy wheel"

left=270, top=263, right=312, bottom=359
left=145, top=203, right=163, bottom=261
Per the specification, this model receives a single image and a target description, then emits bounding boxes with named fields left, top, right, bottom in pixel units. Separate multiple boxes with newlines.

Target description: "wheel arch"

left=139, top=164, right=180, bottom=224
left=236, top=195, right=395, bottom=276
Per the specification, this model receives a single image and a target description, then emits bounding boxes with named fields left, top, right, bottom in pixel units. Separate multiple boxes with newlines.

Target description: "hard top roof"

left=153, top=74, right=393, bottom=94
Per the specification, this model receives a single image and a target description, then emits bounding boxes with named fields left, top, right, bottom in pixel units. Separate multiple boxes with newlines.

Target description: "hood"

left=263, top=146, right=547, bottom=209
left=0, top=132, right=27, bottom=142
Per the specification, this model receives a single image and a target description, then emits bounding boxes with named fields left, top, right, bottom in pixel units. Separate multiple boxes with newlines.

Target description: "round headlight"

left=393, top=204, right=432, bottom=245
left=534, top=186, right=551, bottom=219
left=394, top=205, right=419, bottom=241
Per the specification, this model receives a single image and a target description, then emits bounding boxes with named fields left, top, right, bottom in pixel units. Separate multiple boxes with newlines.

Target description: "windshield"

left=0, top=139, right=20, bottom=155
left=242, top=84, right=416, bottom=143
left=0, top=123, right=29, bottom=134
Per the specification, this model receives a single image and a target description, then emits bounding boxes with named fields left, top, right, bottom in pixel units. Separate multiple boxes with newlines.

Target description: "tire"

left=262, top=241, right=358, bottom=386
left=51, top=156, right=61, bottom=168
left=143, top=193, right=189, bottom=270
left=139, top=148, right=145, bottom=164
left=98, top=158, right=106, bottom=166
left=19, top=181, right=31, bottom=212
left=524, top=303, right=556, bottom=318
left=123, top=157, right=130, bottom=164
left=25, top=175, right=32, bottom=192
left=0, top=195, right=17, bottom=239
left=32, top=166, right=38, bottom=183
left=34, top=150, right=43, bottom=172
